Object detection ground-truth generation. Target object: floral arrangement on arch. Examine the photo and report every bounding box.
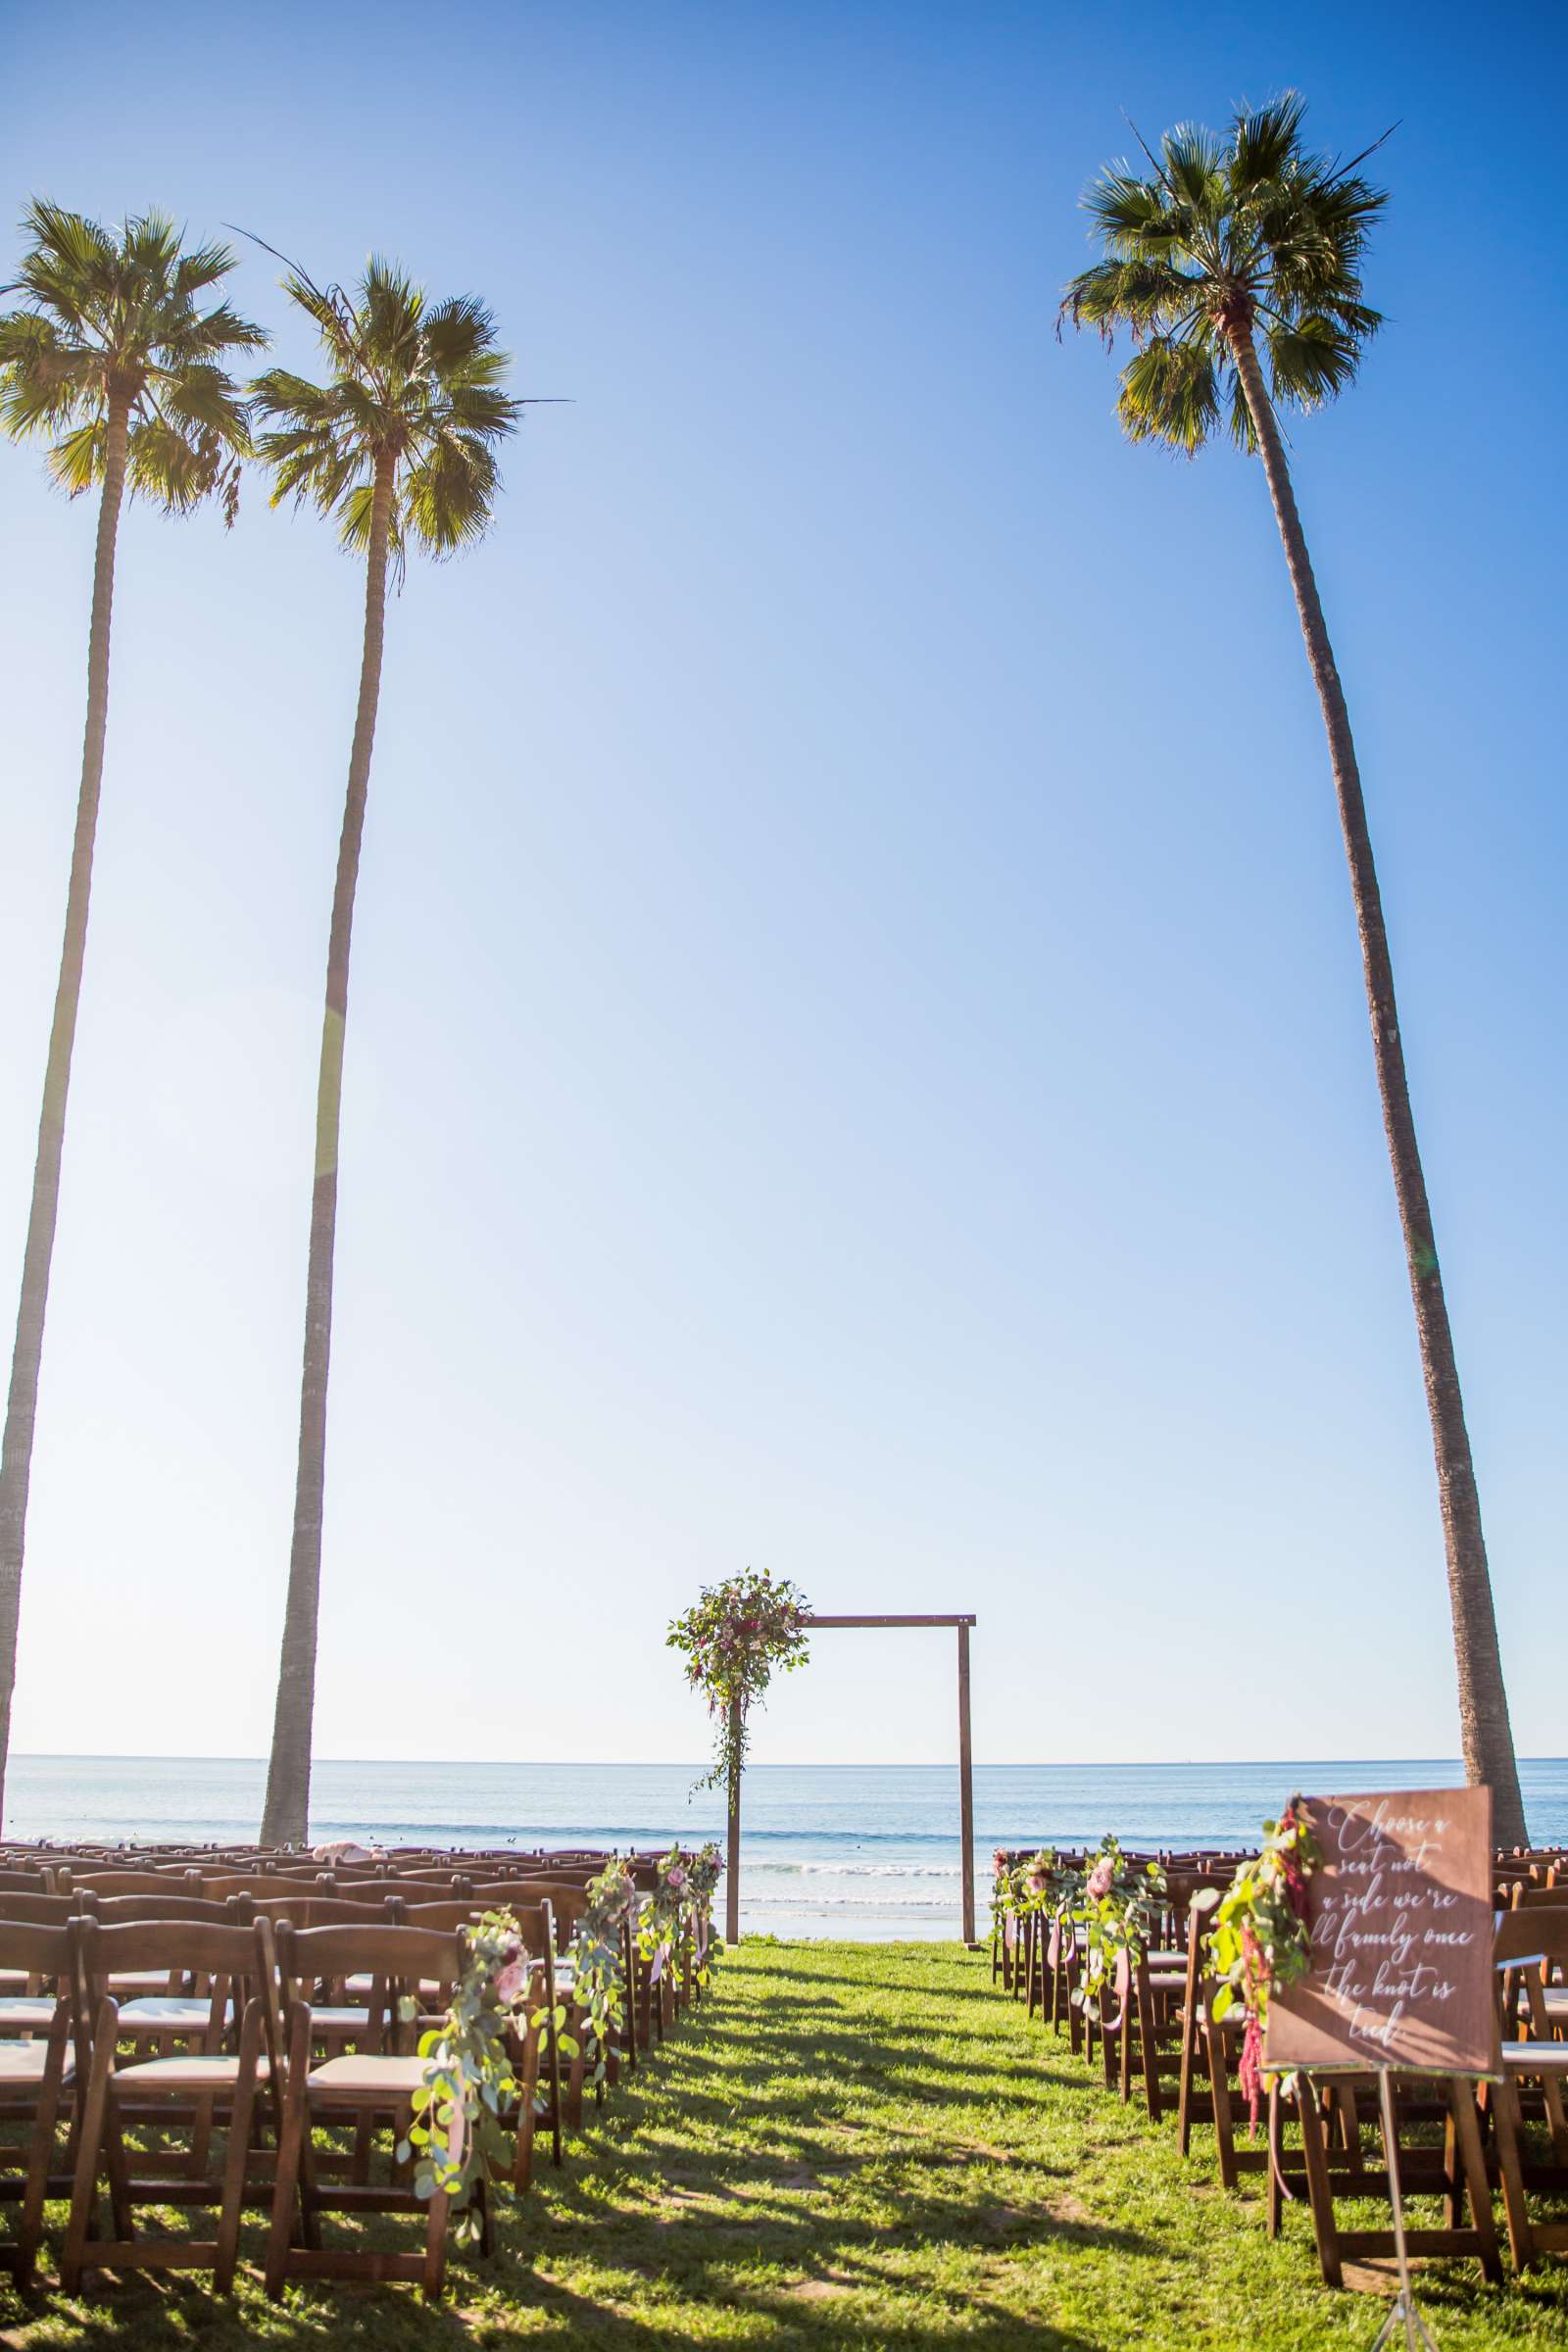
[402,1908,572,2238]
[1200,1797,1322,2121]
[666,1567,810,1794]
[1070,1837,1167,2024]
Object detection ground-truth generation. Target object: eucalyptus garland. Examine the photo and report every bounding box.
[567,1857,635,2091]
[992,1846,1062,1947]
[666,1568,810,1794]
[1201,1797,1322,2120]
[635,1841,725,1990]
[1071,1837,1167,2024]
[402,1907,573,2239]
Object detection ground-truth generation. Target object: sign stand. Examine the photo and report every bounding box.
[1369,2068,1438,2352]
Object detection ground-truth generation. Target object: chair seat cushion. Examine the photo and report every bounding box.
[344,1975,444,2000]
[118,1996,234,2029]
[1501,2039,1568,2070]
[0,2039,73,2082]
[114,2052,268,2087]
[109,1971,179,1993]
[0,1998,59,2032]
[308,2053,427,2097]
[308,2007,372,2031]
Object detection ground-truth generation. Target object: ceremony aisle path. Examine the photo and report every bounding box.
[6,1941,1566,2348]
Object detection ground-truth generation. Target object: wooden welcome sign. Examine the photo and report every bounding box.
[1265,1788,1496,2078]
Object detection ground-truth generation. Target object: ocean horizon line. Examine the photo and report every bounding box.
[12,1751,1565,1771]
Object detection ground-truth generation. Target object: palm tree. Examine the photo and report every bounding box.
[1062,96,1527,1846]
[0,204,265,1826]
[251,259,520,1847]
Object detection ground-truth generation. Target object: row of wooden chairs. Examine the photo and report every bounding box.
[994,1840,1568,2288]
[0,1843,718,2299]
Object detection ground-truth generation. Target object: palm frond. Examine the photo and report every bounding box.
[1116,337,1223,454]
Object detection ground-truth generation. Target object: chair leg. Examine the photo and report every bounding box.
[512,2024,540,2194]
[1205,2026,1238,2192]
[1449,2079,1503,2284]
[1492,2074,1536,2273]
[1297,2075,1343,2289]
[421,2187,449,2300]
[216,2013,264,2293]
[1139,1977,1161,2121]
[1177,2004,1198,2156]
[265,2020,314,2299]
[17,2036,67,2288]
[61,2022,116,2295]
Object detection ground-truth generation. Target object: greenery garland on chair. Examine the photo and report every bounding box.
[666,1567,810,1794]
[1200,1798,1323,2121]
[635,1840,727,1990]
[992,1846,1063,1951]
[1071,1837,1167,2024]
[403,1908,573,2240]
[569,1858,636,2092]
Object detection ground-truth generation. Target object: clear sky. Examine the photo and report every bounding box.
[2,0,1562,1775]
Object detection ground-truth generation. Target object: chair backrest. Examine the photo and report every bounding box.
[203,1872,340,1900]
[87,1891,252,1926]
[75,1917,261,2014]
[0,1866,58,1895]
[0,1918,74,1983]
[272,1920,465,2000]
[1510,1884,1568,1911]
[247,1892,402,1928]
[1494,1909,1568,1969]
[475,1882,591,1946]
[0,1889,77,1925]
[396,1899,556,1957]
[67,1868,204,1897]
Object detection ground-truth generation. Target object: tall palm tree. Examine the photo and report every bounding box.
[1062,96,1527,1846]
[0,203,264,1826]
[251,259,520,1847]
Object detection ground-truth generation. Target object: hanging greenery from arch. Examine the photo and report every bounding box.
[666,1567,810,1794]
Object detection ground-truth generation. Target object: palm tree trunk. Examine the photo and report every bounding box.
[1228,328,1527,1847]
[260,454,395,1848]
[0,396,130,1830]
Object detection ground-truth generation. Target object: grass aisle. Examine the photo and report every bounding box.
[5,1940,1566,2347]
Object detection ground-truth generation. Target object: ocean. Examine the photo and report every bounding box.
[9,1756,1566,1939]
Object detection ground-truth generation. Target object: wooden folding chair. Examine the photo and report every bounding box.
[61,1919,271,2293]
[0,1921,81,2285]
[1491,1908,1568,2270]
[262,1920,469,2299]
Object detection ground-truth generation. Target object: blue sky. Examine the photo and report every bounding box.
[2,0,1562,1777]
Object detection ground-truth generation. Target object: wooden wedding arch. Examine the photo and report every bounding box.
[723,1612,977,1946]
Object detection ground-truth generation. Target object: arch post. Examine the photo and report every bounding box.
[957,1620,975,1944]
[725,1691,742,1945]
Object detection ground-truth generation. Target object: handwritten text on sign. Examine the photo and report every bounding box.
[1264,1788,1495,2077]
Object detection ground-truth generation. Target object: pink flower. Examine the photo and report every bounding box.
[665,1865,688,1892]
[492,1953,531,2007]
[1086,1857,1115,1902]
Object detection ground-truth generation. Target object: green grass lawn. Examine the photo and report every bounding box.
[3,1938,1565,2348]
